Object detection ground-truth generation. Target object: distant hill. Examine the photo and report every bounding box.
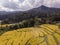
[0,5,60,23]
[27,5,60,14]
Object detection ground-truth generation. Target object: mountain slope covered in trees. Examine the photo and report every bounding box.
[0,5,60,24]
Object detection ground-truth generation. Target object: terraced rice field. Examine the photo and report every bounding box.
[0,24,15,27]
[0,24,60,45]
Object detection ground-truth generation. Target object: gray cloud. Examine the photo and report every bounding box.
[0,0,60,11]
[53,3,60,8]
[19,0,25,3]
[3,2,19,9]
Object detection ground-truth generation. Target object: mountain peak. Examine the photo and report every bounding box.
[40,5,46,7]
[39,5,48,9]
[33,5,48,12]
[33,5,48,11]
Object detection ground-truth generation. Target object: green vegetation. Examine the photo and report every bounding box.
[0,16,60,35]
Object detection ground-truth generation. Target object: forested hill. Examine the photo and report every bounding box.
[0,5,60,24]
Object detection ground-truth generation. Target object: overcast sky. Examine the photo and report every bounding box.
[0,0,60,11]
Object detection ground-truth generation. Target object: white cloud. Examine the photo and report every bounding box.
[0,0,60,11]
[0,5,14,11]
[0,2,14,11]
[43,0,60,8]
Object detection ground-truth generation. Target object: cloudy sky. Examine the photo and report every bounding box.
[0,0,60,11]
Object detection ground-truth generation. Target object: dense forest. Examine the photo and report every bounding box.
[0,6,60,24]
[0,10,60,24]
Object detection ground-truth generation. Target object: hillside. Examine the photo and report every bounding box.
[0,5,60,24]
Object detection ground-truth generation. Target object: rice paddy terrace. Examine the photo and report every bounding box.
[0,24,60,45]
